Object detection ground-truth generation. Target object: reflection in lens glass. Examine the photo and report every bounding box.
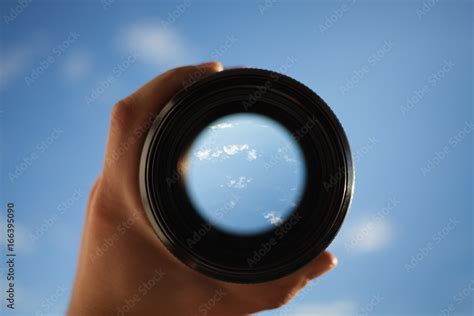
[183,113,306,234]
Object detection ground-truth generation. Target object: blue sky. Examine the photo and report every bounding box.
[0,0,472,315]
[186,113,305,234]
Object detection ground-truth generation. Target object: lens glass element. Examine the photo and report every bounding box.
[183,113,306,235]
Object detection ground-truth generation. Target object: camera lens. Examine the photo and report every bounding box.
[183,112,306,235]
[140,68,354,283]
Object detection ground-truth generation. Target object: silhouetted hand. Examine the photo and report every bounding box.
[68,62,338,316]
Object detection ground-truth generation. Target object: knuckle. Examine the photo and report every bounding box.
[88,178,110,214]
[88,178,124,226]
[166,65,206,88]
[166,65,193,77]
[110,95,137,129]
[168,66,193,85]
[86,177,102,210]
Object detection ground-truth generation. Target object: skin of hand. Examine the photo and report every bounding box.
[68,62,338,316]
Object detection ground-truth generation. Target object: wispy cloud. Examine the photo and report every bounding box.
[277,147,297,162]
[263,211,283,226]
[247,149,257,161]
[225,176,252,189]
[61,51,92,81]
[223,144,249,155]
[195,149,211,160]
[210,123,233,129]
[0,44,33,88]
[344,217,393,253]
[194,144,258,161]
[120,22,188,66]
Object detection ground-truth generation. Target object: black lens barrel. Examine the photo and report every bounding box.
[139,68,354,283]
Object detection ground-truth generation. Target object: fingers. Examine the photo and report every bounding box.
[263,251,337,307]
[102,62,223,197]
[222,251,337,313]
[304,251,338,280]
[130,62,224,124]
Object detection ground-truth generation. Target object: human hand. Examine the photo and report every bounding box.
[68,62,338,316]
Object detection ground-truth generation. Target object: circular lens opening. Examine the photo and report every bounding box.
[183,113,307,235]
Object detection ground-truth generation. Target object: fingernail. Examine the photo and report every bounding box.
[199,61,224,72]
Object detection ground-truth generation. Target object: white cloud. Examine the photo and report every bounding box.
[211,149,223,158]
[278,147,297,163]
[120,22,188,66]
[226,176,252,189]
[223,144,249,155]
[195,149,210,160]
[0,45,32,88]
[288,300,358,316]
[247,149,257,161]
[62,51,92,81]
[210,123,233,129]
[194,144,257,161]
[263,211,283,226]
[344,217,393,253]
